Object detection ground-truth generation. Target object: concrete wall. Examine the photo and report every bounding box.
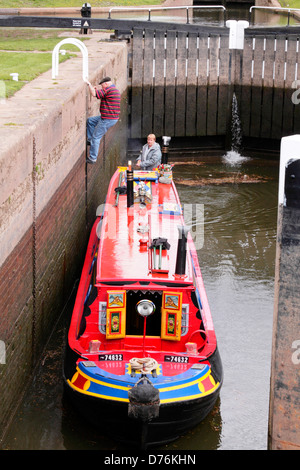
[268,135,300,450]
[0,33,128,440]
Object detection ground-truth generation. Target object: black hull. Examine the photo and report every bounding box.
[63,348,223,449]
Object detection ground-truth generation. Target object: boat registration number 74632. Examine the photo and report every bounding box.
[98,354,123,361]
[164,355,189,363]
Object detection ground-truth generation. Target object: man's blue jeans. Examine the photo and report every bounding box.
[87,116,118,161]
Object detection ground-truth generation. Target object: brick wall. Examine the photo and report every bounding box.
[0,35,128,439]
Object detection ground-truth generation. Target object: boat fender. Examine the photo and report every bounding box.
[128,375,160,422]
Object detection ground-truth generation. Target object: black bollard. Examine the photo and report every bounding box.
[81,2,91,17]
[161,136,171,164]
[80,2,92,35]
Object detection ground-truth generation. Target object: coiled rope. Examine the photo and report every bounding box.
[129,357,159,374]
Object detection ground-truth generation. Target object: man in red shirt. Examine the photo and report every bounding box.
[86,76,121,164]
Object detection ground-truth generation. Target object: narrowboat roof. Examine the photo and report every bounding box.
[96,168,194,286]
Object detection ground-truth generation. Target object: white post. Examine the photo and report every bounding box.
[10,73,19,81]
[52,38,89,81]
[226,20,249,50]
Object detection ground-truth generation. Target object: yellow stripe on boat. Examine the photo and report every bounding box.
[68,364,220,404]
[67,379,130,402]
[157,369,211,393]
[159,381,220,404]
[67,378,220,404]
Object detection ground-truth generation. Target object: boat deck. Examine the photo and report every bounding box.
[97,169,193,285]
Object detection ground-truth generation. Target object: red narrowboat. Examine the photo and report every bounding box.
[63,160,223,449]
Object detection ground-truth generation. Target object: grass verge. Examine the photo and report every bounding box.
[0,0,162,7]
[0,29,83,98]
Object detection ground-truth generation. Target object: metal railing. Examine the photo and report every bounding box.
[249,6,300,26]
[52,38,88,81]
[108,5,226,26]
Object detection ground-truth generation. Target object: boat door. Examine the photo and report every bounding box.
[106,290,127,339]
[161,291,182,341]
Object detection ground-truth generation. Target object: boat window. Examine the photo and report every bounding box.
[126,290,162,336]
[181,304,189,336]
[99,301,107,334]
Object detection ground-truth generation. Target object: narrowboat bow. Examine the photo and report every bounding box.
[63,158,223,449]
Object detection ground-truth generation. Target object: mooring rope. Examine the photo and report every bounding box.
[129,357,159,374]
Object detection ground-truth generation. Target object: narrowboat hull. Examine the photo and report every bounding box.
[63,347,222,448]
[63,164,223,449]
[64,355,222,448]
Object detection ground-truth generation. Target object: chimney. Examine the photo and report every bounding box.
[127,160,134,207]
[175,225,189,276]
[161,136,171,164]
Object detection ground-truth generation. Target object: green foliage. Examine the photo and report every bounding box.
[0,0,161,6]
[1,51,71,80]
[0,28,87,51]
[280,0,300,8]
